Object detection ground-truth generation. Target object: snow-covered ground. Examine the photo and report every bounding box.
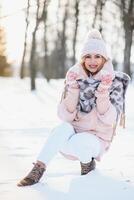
[0,77,134,200]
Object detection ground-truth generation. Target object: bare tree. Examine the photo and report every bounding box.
[20,0,30,79]
[92,0,134,76]
[52,0,69,78]
[92,0,107,31]
[92,0,100,28]
[30,0,40,90]
[58,0,69,77]
[43,0,50,81]
[72,0,80,64]
[120,0,134,76]
[30,0,48,90]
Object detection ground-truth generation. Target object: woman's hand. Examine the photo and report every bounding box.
[66,71,79,89]
[100,73,113,85]
[98,70,113,92]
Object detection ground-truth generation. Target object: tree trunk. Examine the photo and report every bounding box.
[72,0,79,64]
[20,0,30,79]
[121,0,134,76]
[43,1,50,81]
[92,0,100,27]
[44,21,49,81]
[123,28,133,76]
[30,0,47,90]
[30,27,38,90]
[92,0,106,28]
[57,0,69,78]
[30,0,40,90]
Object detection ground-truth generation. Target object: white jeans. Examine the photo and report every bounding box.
[37,122,101,165]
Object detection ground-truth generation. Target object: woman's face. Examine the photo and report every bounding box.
[83,54,106,74]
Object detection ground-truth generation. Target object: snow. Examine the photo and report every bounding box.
[0,77,134,200]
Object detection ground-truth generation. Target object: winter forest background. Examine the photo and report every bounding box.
[0,0,134,89]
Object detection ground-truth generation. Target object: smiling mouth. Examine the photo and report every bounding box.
[89,65,98,69]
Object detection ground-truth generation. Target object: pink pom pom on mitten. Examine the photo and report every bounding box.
[66,71,79,89]
[97,70,113,92]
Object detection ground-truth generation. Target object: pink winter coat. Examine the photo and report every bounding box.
[57,61,118,159]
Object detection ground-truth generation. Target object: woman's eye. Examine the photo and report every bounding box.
[85,55,91,59]
[95,55,101,58]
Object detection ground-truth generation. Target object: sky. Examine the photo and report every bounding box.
[0,0,27,63]
[0,0,59,65]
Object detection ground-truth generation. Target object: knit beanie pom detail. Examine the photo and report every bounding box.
[79,29,110,60]
[87,29,102,40]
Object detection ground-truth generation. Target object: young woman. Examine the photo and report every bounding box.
[17,29,130,187]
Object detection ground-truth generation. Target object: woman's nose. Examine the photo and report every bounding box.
[90,57,96,64]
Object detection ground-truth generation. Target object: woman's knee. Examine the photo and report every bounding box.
[68,133,101,153]
[52,122,75,137]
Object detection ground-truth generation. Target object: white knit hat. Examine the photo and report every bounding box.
[79,29,109,60]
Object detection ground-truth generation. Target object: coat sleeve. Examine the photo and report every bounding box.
[95,84,117,126]
[57,70,80,122]
[57,87,79,122]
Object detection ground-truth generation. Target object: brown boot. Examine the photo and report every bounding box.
[80,158,96,175]
[17,162,46,186]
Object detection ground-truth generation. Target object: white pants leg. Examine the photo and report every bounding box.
[37,122,75,165]
[37,122,102,165]
[61,132,101,163]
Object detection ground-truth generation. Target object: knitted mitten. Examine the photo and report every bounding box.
[17,162,46,186]
[80,158,96,175]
